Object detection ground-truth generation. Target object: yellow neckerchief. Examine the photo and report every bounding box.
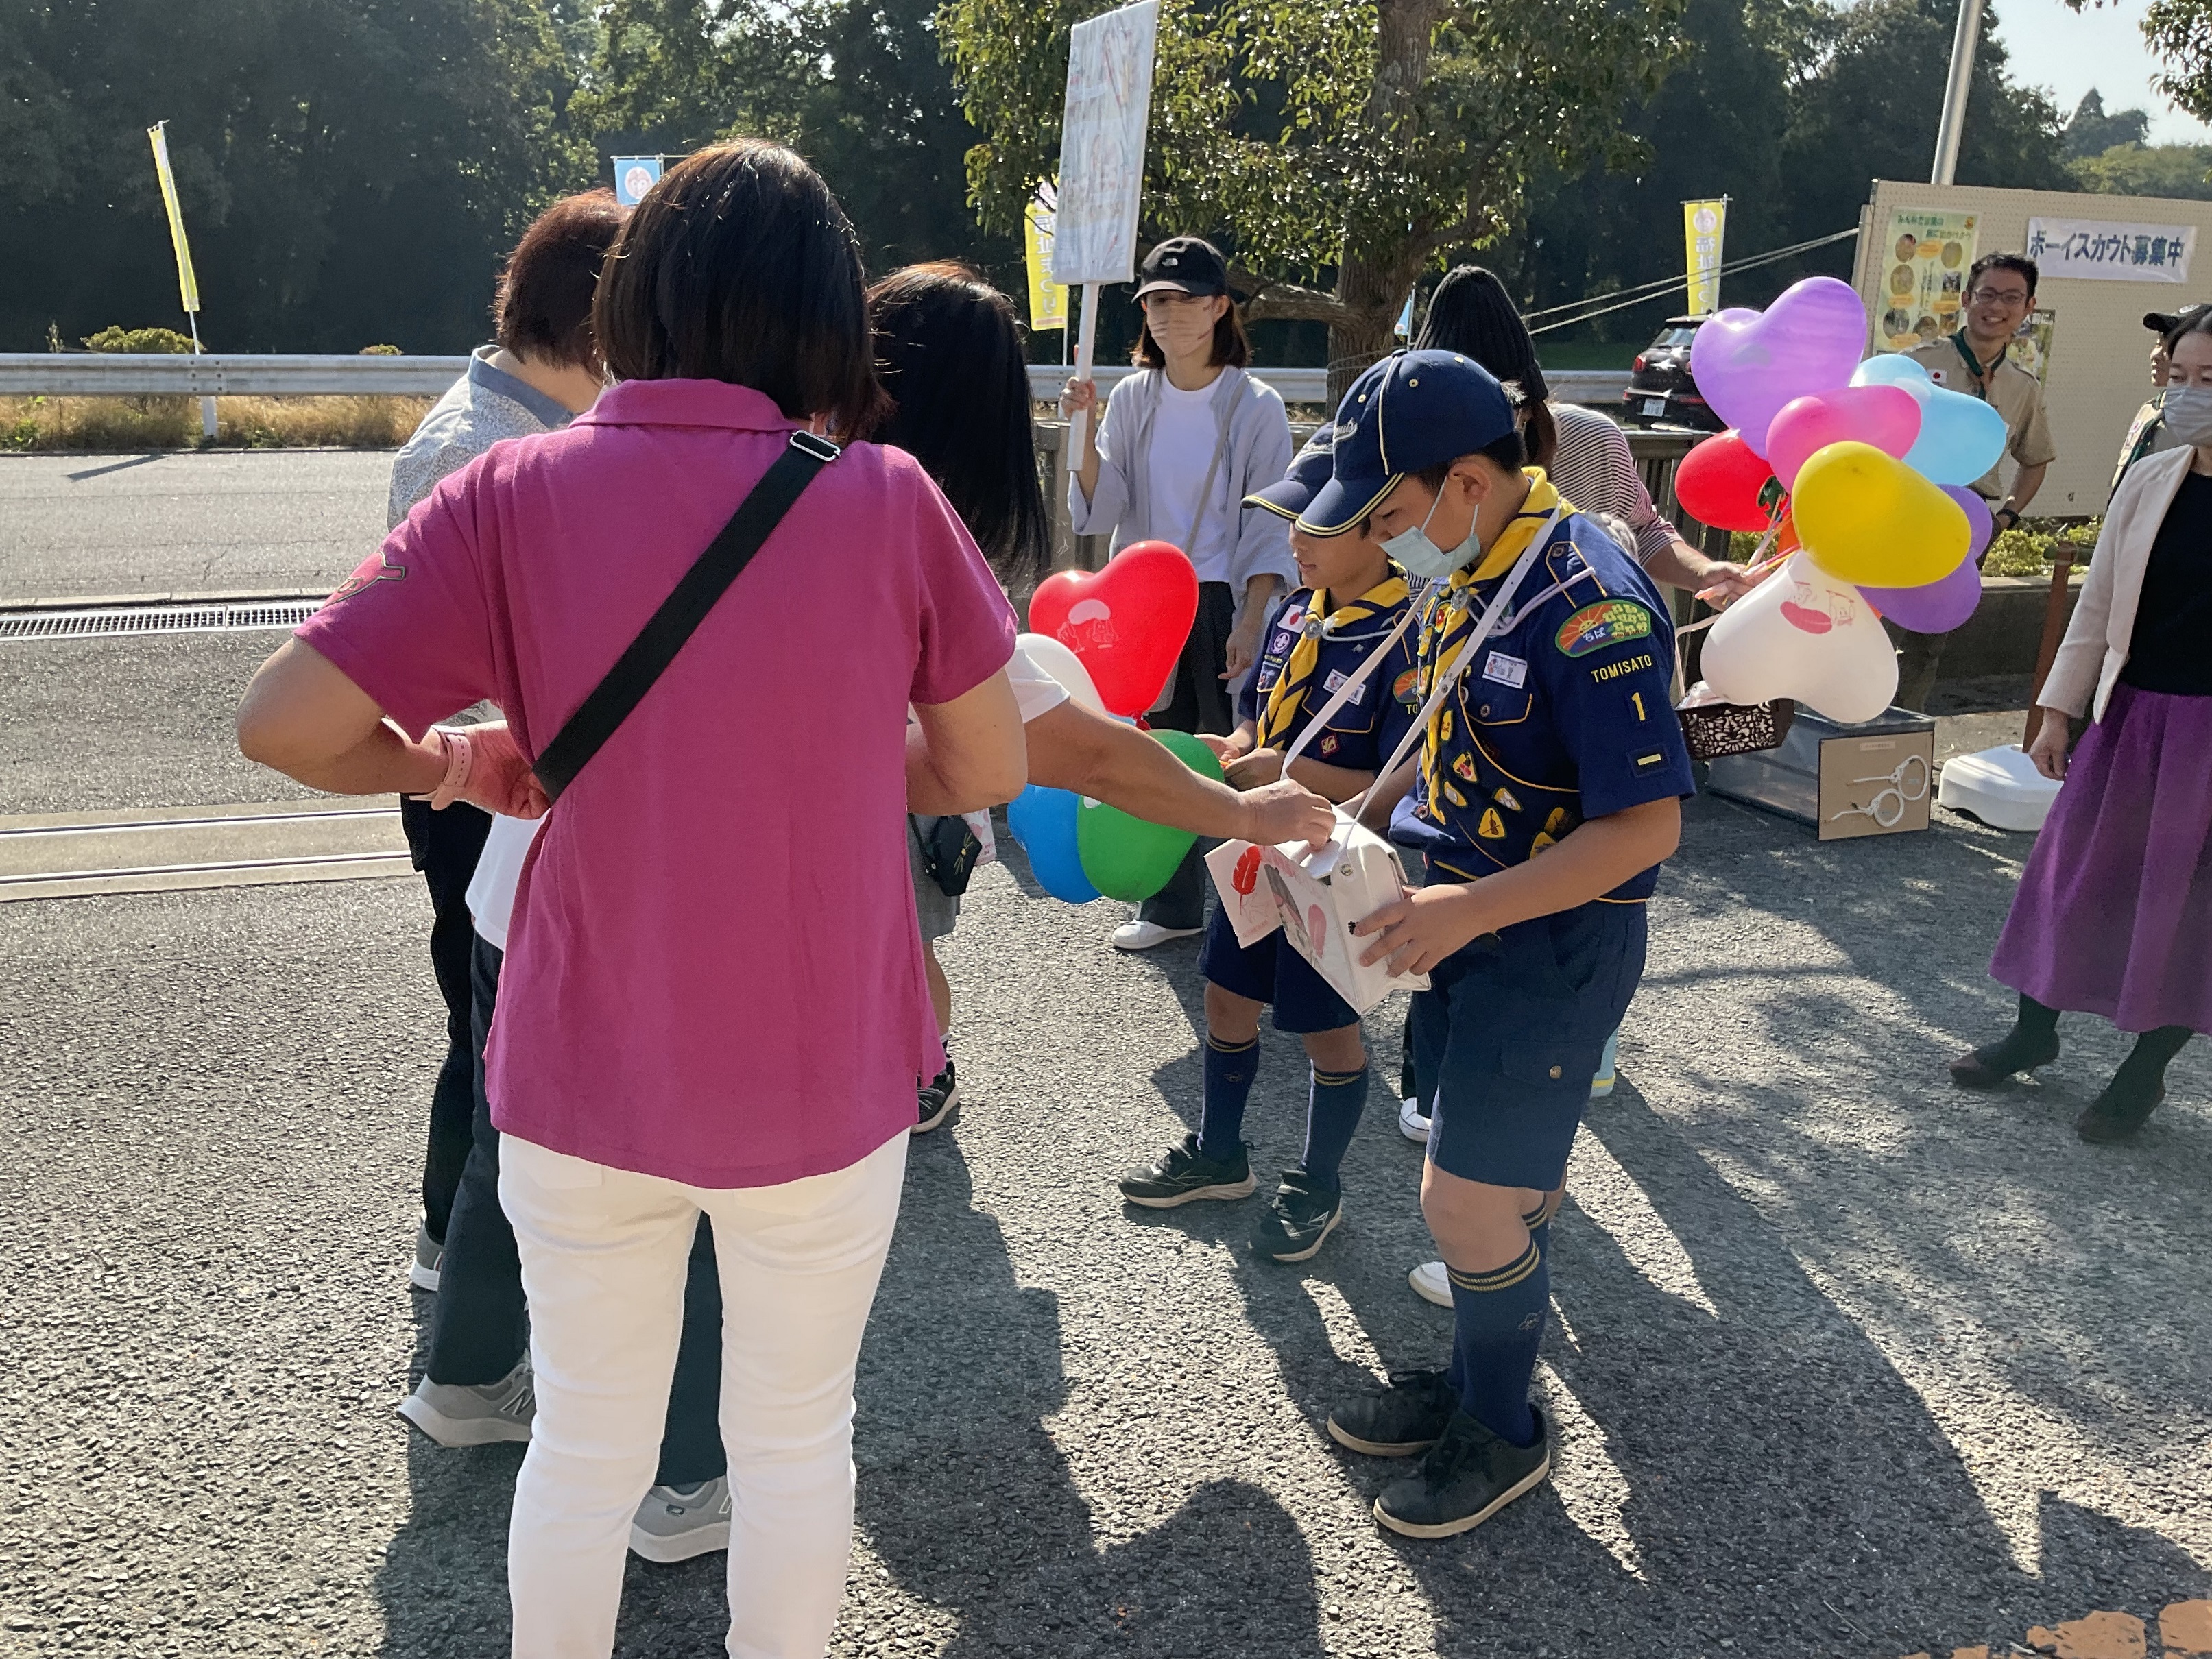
[1421,470,1572,818]
[1258,570,1413,750]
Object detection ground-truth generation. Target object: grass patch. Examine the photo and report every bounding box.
[1,394,434,452]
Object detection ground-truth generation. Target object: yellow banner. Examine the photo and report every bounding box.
[147,122,200,315]
[1025,184,1068,332]
[1683,199,1727,316]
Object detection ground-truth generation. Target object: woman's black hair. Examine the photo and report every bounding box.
[867,262,1051,583]
[2161,306,2212,356]
[1412,265,1557,470]
[593,139,886,437]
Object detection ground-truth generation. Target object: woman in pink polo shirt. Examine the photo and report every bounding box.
[235,141,1024,1658]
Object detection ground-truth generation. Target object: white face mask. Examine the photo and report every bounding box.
[2165,385,2212,446]
[1380,485,1480,580]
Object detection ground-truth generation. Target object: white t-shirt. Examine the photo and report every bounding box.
[465,641,1072,949]
[1146,378,1236,584]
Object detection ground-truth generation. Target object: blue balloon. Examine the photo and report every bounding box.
[1005,784,1100,904]
[1850,352,2008,486]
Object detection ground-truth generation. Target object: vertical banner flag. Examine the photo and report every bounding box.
[1683,198,1727,315]
[1875,208,1980,352]
[147,122,200,315]
[612,157,662,208]
[1025,182,1069,332]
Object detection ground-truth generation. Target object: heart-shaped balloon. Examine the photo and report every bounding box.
[1700,551,1898,724]
[1860,550,1983,634]
[1072,730,1225,899]
[1027,541,1200,717]
[1690,278,1871,456]
[1764,385,1923,489]
[1673,430,1780,532]
[1849,354,2008,485]
[1015,632,1106,714]
[1006,784,1099,903]
[1792,441,1971,588]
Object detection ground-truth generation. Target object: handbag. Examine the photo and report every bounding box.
[911,813,984,897]
[532,429,840,800]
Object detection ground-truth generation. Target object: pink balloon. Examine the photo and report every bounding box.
[1764,385,1923,489]
[1860,553,1982,633]
[1690,278,1871,457]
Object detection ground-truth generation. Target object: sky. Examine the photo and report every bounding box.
[1987,0,2212,144]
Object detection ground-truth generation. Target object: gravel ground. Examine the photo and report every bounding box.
[1,785,2205,1659]
[0,450,387,605]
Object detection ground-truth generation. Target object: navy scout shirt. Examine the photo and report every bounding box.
[1391,472,1694,899]
[1237,572,1422,776]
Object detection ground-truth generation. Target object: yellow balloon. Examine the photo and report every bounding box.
[1791,440,1970,588]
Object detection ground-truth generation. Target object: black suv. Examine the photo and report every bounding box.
[1621,317,1722,431]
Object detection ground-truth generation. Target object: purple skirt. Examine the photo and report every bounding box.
[1992,682,2212,1034]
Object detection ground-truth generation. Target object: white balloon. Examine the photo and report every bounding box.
[1015,633,1106,714]
[1698,552,1899,725]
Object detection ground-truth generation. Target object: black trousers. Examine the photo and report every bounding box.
[425,936,728,1488]
[1140,579,1238,931]
[400,795,493,1244]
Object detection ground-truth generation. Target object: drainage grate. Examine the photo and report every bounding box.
[0,598,322,642]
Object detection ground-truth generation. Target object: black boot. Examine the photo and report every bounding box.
[1951,994,2062,1089]
[2077,1026,2192,1143]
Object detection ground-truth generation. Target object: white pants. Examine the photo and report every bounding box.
[498,1130,909,1659]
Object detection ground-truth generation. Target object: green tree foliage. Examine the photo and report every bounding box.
[940,0,1692,391]
[2070,141,2212,199]
[2061,89,2151,158]
[0,0,594,352]
[2140,0,2212,127]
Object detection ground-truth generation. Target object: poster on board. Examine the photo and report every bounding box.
[2025,217,2196,283]
[2008,308,2057,382]
[1874,208,1980,352]
[1050,1,1159,286]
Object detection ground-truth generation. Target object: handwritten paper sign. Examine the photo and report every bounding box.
[2025,217,2195,284]
[1050,1,1159,287]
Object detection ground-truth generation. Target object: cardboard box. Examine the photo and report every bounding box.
[1705,707,1937,840]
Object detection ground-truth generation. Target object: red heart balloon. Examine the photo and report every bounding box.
[1764,384,1923,490]
[1674,430,1780,533]
[1026,542,1199,716]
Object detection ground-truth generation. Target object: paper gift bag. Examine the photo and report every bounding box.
[1205,812,1430,1014]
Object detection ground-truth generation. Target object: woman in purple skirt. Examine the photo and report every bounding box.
[1950,310,2212,1142]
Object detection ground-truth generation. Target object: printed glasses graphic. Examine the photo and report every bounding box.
[1827,754,1930,829]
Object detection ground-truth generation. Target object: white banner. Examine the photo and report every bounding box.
[2025,217,2195,284]
[1049,1,1158,286]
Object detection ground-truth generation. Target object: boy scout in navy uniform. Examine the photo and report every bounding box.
[1118,391,1423,1261]
[1302,350,1693,1538]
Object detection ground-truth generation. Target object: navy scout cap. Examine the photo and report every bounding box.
[1244,360,1392,522]
[1298,348,1518,537]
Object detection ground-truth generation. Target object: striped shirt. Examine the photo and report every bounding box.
[1547,401,1680,571]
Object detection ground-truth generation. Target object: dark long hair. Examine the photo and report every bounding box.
[867,262,1051,583]
[1414,265,1557,470]
[593,140,885,438]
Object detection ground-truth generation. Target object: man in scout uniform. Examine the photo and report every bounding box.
[1297,350,1693,1538]
[1118,389,1423,1262]
[1901,252,2058,711]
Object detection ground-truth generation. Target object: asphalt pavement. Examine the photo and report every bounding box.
[0,452,2206,1659]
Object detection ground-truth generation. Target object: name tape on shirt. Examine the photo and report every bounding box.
[1321,668,1368,705]
[1588,651,1655,685]
[1555,599,1654,659]
[1481,651,1528,688]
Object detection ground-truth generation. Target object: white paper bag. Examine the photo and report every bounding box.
[1205,811,1430,1015]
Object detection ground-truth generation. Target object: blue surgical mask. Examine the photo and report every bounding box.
[1380,487,1480,580]
[2163,385,2212,446]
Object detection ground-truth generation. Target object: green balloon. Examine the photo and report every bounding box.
[1074,729,1225,901]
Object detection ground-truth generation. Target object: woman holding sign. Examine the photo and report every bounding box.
[1063,235,1297,949]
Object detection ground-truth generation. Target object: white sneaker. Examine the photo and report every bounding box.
[1398,1096,1432,1143]
[1111,919,1201,952]
[396,1363,534,1446]
[410,1221,442,1293]
[631,1478,732,1563]
[1408,1260,1452,1307]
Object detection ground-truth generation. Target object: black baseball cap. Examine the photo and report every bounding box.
[1133,237,1234,301]
[2145,302,2211,333]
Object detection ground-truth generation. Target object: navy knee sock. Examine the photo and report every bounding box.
[1298,1064,1369,1193]
[1197,1036,1259,1161]
[1446,1241,1548,1447]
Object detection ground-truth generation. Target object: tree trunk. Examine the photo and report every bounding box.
[1327,245,1412,405]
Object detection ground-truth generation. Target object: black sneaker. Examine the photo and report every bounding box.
[915,1063,960,1133]
[1325,1368,1458,1457]
[1373,1406,1550,1540]
[1116,1132,1255,1208]
[1249,1170,1343,1263]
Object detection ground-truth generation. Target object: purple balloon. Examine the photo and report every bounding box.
[1860,531,1984,633]
[1691,278,1871,457]
[1941,483,1995,554]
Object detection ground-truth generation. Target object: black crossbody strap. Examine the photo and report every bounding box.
[534,429,839,802]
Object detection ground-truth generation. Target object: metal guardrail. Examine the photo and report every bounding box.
[1,353,1629,407]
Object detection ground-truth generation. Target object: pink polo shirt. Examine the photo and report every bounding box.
[300,380,1015,1187]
